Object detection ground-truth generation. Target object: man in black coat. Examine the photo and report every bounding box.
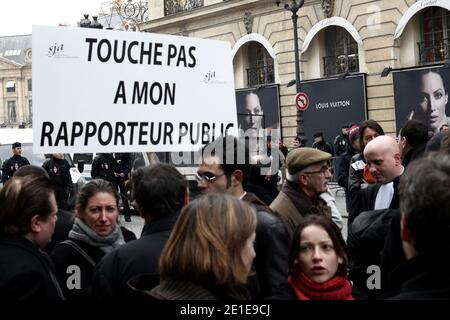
[113,153,132,222]
[91,163,187,299]
[312,132,334,156]
[0,175,64,300]
[13,165,75,254]
[1,142,30,183]
[91,153,117,185]
[197,136,289,298]
[333,125,350,156]
[348,136,404,297]
[43,153,73,210]
[379,120,429,293]
[386,156,450,299]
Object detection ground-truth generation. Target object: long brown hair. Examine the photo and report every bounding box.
[159,193,256,297]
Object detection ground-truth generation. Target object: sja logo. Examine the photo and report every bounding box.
[47,43,65,57]
[204,70,216,83]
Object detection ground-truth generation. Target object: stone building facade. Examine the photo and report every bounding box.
[0,35,32,128]
[140,0,450,145]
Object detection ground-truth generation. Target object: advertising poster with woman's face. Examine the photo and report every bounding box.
[393,66,450,134]
[235,85,280,138]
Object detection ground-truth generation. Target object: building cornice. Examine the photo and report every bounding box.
[140,0,276,32]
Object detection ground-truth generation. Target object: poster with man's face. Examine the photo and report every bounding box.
[393,66,450,134]
[235,85,280,137]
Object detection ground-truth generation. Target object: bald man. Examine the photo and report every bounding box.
[348,136,405,298]
[364,135,404,185]
[348,135,404,216]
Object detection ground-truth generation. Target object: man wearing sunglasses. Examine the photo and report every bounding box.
[197,136,289,299]
[270,147,333,241]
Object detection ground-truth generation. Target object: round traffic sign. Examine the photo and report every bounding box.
[296,92,309,111]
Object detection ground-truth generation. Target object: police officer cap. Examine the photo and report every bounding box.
[12,142,21,149]
[286,147,331,174]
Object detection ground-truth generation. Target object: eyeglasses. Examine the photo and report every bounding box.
[196,172,225,183]
[302,166,332,175]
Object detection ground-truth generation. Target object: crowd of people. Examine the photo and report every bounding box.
[1,117,450,301]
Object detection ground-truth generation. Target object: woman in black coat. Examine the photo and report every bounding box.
[51,179,134,300]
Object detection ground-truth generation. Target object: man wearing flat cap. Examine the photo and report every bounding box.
[270,148,332,239]
[270,147,333,240]
[1,142,30,184]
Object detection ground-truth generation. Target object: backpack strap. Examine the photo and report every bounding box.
[56,240,96,267]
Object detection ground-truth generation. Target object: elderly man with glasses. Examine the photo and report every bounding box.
[196,136,289,299]
[270,148,335,241]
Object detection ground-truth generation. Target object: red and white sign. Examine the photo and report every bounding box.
[296,92,309,111]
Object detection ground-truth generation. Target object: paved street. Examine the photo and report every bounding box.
[330,186,348,240]
[119,214,144,239]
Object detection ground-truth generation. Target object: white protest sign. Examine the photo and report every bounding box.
[32,26,238,153]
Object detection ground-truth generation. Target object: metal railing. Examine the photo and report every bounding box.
[246,65,275,87]
[164,0,203,16]
[323,53,359,77]
[418,38,449,64]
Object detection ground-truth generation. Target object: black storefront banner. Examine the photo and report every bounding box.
[393,65,450,135]
[299,74,367,147]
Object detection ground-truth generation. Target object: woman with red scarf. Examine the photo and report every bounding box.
[286,215,354,300]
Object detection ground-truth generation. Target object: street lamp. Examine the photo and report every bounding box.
[101,0,149,31]
[275,0,305,139]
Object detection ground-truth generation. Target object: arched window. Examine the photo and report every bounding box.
[419,7,450,64]
[245,42,274,87]
[323,26,359,77]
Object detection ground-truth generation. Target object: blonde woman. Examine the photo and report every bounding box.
[132,193,257,300]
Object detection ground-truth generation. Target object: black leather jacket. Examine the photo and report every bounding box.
[243,192,289,299]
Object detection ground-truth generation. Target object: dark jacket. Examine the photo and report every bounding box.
[334,134,349,156]
[51,239,106,300]
[349,175,401,230]
[51,227,136,300]
[347,208,399,298]
[43,157,73,209]
[312,141,334,156]
[0,235,64,300]
[402,143,426,168]
[144,279,221,300]
[270,181,332,241]
[242,192,289,298]
[335,146,357,210]
[43,209,75,254]
[386,251,450,300]
[132,278,249,300]
[91,212,179,299]
[91,153,118,185]
[347,153,366,225]
[379,146,425,292]
[1,154,30,183]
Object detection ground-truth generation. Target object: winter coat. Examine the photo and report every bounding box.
[242,192,289,298]
[1,155,30,183]
[270,183,332,241]
[0,235,64,300]
[347,208,399,298]
[386,251,450,300]
[91,212,179,299]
